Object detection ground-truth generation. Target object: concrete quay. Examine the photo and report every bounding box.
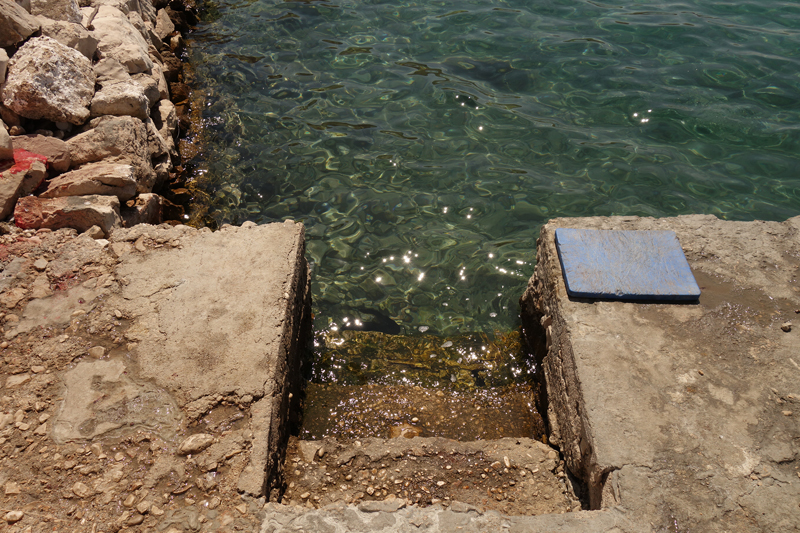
[520,214,800,533]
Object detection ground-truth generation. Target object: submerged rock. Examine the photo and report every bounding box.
[1,36,95,125]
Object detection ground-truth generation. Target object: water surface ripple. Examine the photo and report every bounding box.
[189,0,800,336]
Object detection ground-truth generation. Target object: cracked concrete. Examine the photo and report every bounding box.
[521,215,800,532]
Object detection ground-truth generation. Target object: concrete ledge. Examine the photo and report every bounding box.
[521,215,800,532]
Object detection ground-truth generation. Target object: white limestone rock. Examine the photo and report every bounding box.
[30,0,81,24]
[132,73,161,108]
[0,49,8,85]
[154,8,174,40]
[1,36,95,125]
[40,162,138,202]
[90,80,150,120]
[66,115,156,192]
[37,16,99,60]
[93,57,131,85]
[92,5,154,74]
[152,99,178,157]
[0,0,39,47]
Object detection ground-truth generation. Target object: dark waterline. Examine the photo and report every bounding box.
[187,0,800,340]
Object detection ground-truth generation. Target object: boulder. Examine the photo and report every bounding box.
[90,80,150,120]
[94,57,131,85]
[14,194,121,235]
[127,10,149,43]
[0,0,40,47]
[66,115,156,192]
[154,8,174,40]
[132,73,160,108]
[121,192,162,226]
[0,122,11,161]
[0,49,8,85]
[1,36,95,125]
[145,117,170,159]
[40,162,137,202]
[37,16,98,60]
[92,5,154,74]
[0,168,26,220]
[10,134,71,173]
[152,99,178,157]
[30,0,81,24]
[20,159,46,195]
[15,0,31,12]
[151,63,170,100]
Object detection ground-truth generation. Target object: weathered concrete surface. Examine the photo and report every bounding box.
[259,502,635,532]
[112,220,311,497]
[520,215,800,533]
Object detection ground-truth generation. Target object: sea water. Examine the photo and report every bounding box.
[188,0,800,339]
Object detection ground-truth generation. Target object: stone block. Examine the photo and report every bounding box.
[40,161,137,202]
[0,0,40,47]
[10,134,71,173]
[30,0,81,24]
[90,80,150,120]
[1,36,95,125]
[14,194,121,234]
[92,5,154,74]
[37,16,99,60]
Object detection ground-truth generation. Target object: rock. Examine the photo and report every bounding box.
[159,48,182,83]
[83,226,105,240]
[88,346,105,358]
[20,159,47,196]
[10,134,71,173]
[389,423,421,439]
[5,373,30,387]
[33,422,47,435]
[94,57,131,85]
[90,81,150,120]
[0,169,25,219]
[145,118,170,159]
[0,49,8,86]
[132,73,161,108]
[14,194,121,235]
[0,127,11,162]
[121,192,162,227]
[152,99,178,156]
[3,510,23,523]
[178,433,214,455]
[0,0,39,47]
[151,63,170,100]
[30,0,81,23]
[781,322,792,332]
[71,481,92,499]
[1,36,95,125]
[37,17,98,60]
[66,115,155,192]
[92,6,154,74]
[154,8,174,40]
[4,481,20,495]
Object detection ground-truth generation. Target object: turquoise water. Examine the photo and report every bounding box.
[189,0,800,336]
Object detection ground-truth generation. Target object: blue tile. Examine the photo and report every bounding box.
[554,228,700,301]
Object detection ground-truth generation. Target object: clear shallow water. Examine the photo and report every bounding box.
[188,0,800,337]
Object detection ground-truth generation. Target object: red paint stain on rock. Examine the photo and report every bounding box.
[10,149,48,174]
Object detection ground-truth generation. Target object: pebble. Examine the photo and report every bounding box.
[31,365,46,373]
[123,494,136,507]
[300,492,311,499]
[136,501,151,514]
[235,503,247,515]
[781,322,792,332]
[4,510,23,523]
[151,504,164,516]
[783,411,793,416]
[33,259,48,271]
[4,481,20,495]
[504,456,511,468]
[317,447,326,459]
[88,346,105,358]
[126,513,145,526]
[72,481,92,499]
[178,433,215,455]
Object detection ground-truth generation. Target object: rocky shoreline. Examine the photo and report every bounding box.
[1,0,198,235]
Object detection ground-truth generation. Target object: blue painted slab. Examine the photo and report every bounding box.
[554,228,700,301]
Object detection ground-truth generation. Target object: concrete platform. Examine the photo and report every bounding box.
[520,215,800,532]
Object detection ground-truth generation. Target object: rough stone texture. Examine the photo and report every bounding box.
[66,115,156,192]
[0,0,40,47]
[90,80,150,120]
[154,8,174,40]
[0,49,8,85]
[40,161,137,202]
[19,158,46,195]
[92,5,154,74]
[94,57,131,85]
[30,0,82,24]
[0,121,11,160]
[10,134,71,173]
[120,191,161,226]
[152,99,178,157]
[519,215,800,533]
[260,502,638,532]
[37,16,98,60]
[131,72,160,108]
[14,194,121,234]
[1,36,95,125]
[114,221,311,497]
[0,168,26,219]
